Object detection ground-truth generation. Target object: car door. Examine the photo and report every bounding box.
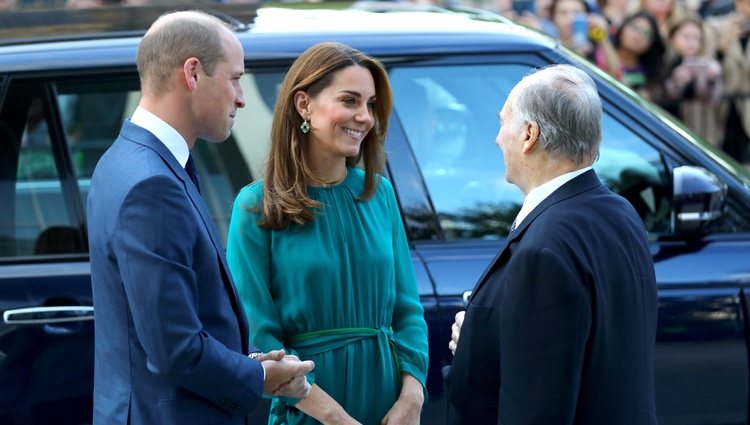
[0,68,273,424]
[387,54,750,425]
[0,76,95,425]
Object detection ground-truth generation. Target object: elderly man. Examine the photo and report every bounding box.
[446,64,658,425]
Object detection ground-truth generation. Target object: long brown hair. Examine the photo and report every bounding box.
[258,42,392,229]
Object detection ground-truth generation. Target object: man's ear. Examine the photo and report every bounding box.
[522,121,540,154]
[182,57,201,91]
[294,91,312,119]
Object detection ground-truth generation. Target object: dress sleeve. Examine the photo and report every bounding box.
[382,178,430,394]
[226,184,286,354]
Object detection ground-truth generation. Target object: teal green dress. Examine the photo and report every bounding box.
[226,167,429,425]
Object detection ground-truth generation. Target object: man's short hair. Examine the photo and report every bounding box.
[136,10,232,96]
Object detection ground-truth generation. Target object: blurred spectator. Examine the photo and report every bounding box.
[65,0,144,7]
[699,0,735,17]
[0,0,18,11]
[492,0,559,36]
[639,0,685,39]
[705,0,750,164]
[550,0,621,76]
[662,16,723,145]
[597,0,639,34]
[613,11,667,99]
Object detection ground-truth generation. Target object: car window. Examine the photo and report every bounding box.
[391,64,526,240]
[54,73,274,248]
[57,87,138,182]
[390,64,671,240]
[0,88,85,259]
[596,113,671,234]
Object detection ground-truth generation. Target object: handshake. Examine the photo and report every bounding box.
[252,350,315,399]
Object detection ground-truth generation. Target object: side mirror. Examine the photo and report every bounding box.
[672,166,727,234]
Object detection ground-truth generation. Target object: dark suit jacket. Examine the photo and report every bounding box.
[447,170,658,425]
[87,121,264,424]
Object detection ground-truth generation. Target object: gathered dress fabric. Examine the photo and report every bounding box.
[226,167,429,425]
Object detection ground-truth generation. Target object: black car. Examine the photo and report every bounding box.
[2,4,750,424]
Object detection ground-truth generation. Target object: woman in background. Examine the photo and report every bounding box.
[662,16,723,146]
[705,0,750,166]
[613,11,667,100]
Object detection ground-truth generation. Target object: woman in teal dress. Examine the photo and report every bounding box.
[226,42,429,425]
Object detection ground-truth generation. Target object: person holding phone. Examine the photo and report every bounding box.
[705,0,750,166]
[662,16,723,146]
[550,0,621,77]
[490,0,558,36]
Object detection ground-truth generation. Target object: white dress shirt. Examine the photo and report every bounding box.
[513,166,592,228]
[130,106,190,167]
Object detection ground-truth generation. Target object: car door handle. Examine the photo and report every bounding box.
[3,306,94,325]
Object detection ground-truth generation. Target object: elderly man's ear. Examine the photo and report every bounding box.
[521,121,540,154]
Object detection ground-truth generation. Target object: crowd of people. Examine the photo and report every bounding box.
[497,0,750,166]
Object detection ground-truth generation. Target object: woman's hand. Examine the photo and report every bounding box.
[295,384,362,425]
[381,374,424,425]
[672,65,693,88]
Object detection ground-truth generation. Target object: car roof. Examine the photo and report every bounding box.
[0,5,556,73]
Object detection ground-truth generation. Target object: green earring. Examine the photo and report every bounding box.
[300,119,310,134]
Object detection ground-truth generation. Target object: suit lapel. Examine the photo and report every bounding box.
[120,122,249,350]
[469,170,602,301]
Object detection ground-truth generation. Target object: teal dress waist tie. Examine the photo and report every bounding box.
[269,326,401,425]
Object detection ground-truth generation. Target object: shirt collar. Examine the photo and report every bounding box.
[130,106,190,168]
[514,166,592,227]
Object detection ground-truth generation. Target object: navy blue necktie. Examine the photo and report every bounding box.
[185,155,201,194]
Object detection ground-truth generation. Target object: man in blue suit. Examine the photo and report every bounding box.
[87,11,314,424]
[446,65,658,424]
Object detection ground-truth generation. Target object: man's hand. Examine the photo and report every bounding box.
[448,310,465,356]
[256,350,315,396]
[273,374,312,399]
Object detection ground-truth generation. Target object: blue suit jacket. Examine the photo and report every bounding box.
[87,121,264,424]
[447,170,658,425]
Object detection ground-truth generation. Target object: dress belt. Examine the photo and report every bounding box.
[285,326,401,377]
[269,327,401,425]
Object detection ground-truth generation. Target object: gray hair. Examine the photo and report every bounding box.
[511,64,601,165]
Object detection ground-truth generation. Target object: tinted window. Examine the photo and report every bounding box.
[391,64,671,240]
[391,64,526,240]
[0,85,85,259]
[54,73,274,248]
